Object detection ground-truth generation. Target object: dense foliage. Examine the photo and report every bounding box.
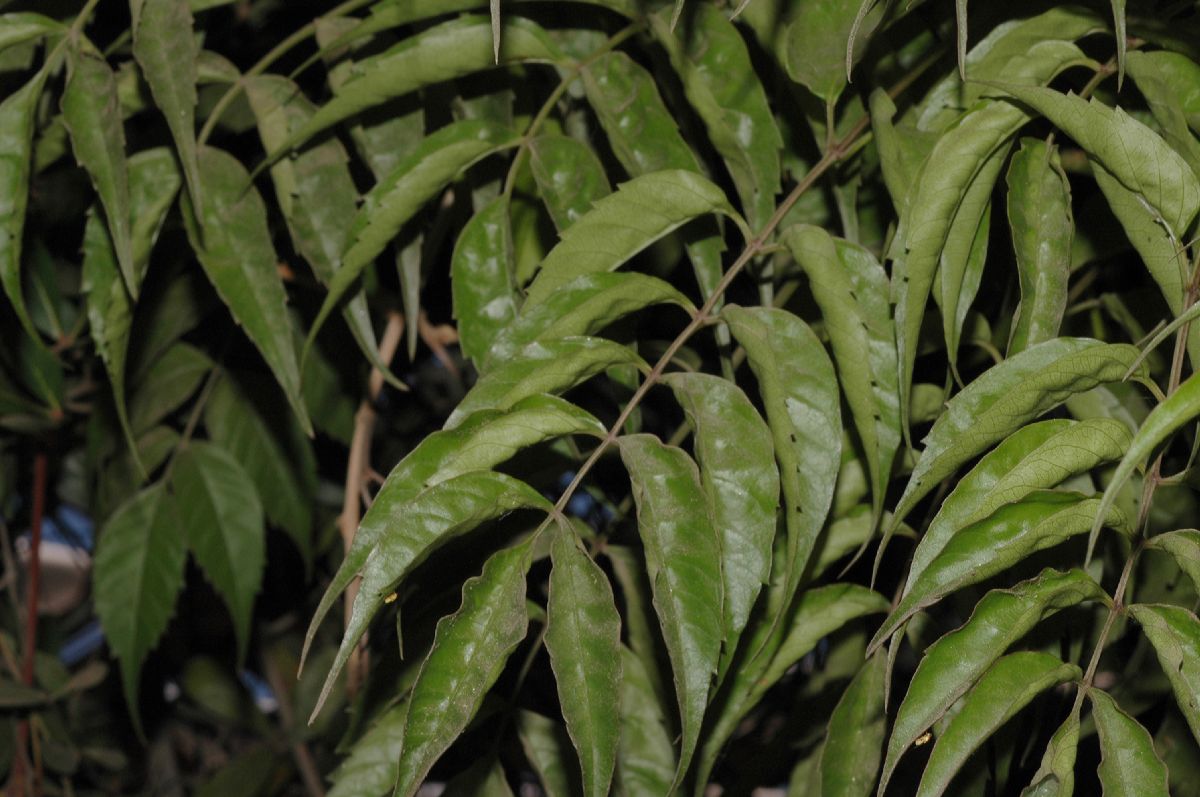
[5,0,1200,794]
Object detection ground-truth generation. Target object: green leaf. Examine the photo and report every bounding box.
[0,64,52,343]
[487,273,693,372]
[1006,137,1073,353]
[310,472,550,722]
[1147,529,1200,593]
[171,442,264,666]
[179,147,310,432]
[619,434,724,788]
[915,652,1080,797]
[723,305,842,593]
[784,0,872,104]
[881,568,1107,793]
[0,13,64,52]
[1090,368,1200,559]
[1090,688,1170,797]
[871,492,1129,654]
[328,702,407,797]
[649,3,782,229]
[1022,706,1081,797]
[446,337,645,428]
[782,225,900,519]
[261,15,561,167]
[516,710,583,797]
[615,647,677,796]
[204,378,316,563]
[132,0,201,205]
[452,196,518,363]
[62,44,134,296]
[126,147,181,280]
[309,120,518,347]
[128,342,211,435]
[820,651,888,797]
[1128,603,1200,747]
[528,134,610,233]
[905,418,1131,595]
[522,170,741,306]
[395,542,532,797]
[93,483,186,727]
[990,83,1200,239]
[1126,50,1200,180]
[892,339,1140,531]
[663,371,777,650]
[546,523,621,797]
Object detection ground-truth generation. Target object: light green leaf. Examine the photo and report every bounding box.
[615,647,676,797]
[1147,529,1200,593]
[783,225,899,519]
[1128,603,1200,747]
[528,134,610,233]
[452,196,518,363]
[663,371,777,650]
[882,568,1107,793]
[516,710,582,797]
[309,120,518,347]
[1090,368,1200,559]
[446,337,645,428]
[132,0,200,205]
[1111,0,1126,86]
[522,170,741,306]
[820,652,887,797]
[915,652,1080,797]
[871,492,1129,654]
[0,13,64,52]
[180,147,311,433]
[892,339,1140,531]
[619,434,724,788]
[1126,50,1200,180]
[1006,138,1073,353]
[93,483,186,726]
[546,523,621,797]
[650,3,782,229]
[1022,706,1080,797]
[487,273,693,372]
[784,0,876,104]
[171,442,264,663]
[723,305,842,593]
[905,418,1131,595]
[311,472,551,722]
[328,702,407,797]
[395,542,533,797]
[127,147,181,280]
[203,378,316,563]
[1090,688,1170,797]
[62,43,134,296]
[261,15,561,166]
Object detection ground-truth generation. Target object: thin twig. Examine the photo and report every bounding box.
[262,653,326,797]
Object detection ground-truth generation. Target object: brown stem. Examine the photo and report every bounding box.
[262,653,326,797]
[11,452,48,797]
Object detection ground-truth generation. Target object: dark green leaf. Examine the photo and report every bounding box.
[619,433,723,787]
[820,652,887,797]
[516,710,582,797]
[1128,603,1200,747]
[1090,688,1170,796]
[1126,50,1200,180]
[327,703,407,797]
[452,196,518,363]
[528,134,610,233]
[1022,707,1080,797]
[1147,529,1200,593]
[394,542,532,797]
[128,342,211,434]
[615,647,676,796]
[784,0,875,104]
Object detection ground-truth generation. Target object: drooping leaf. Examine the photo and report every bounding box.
[615,647,677,796]
[820,650,887,797]
[1147,529,1200,593]
[619,434,724,787]
[93,483,186,726]
[62,43,134,295]
[522,170,741,306]
[310,472,551,721]
[724,305,842,592]
[132,0,201,205]
[649,3,782,229]
[171,442,265,663]
[260,15,562,166]
[1128,604,1200,747]
[905,418,1130,595]
[1006,137,1073,353]
[662,372,777,650]
[546,523,621,797]
[487,273,693,371]
[128,342,212,434]
[1126,50,1200,180]
[446,337,645,428]
[528,134,610,233]
[871,492,1129,653]
[1090,688,1170,797]
[328,703,407,797]
[882,568,1108,793]
[1022,706,1081,797]
[180,147,311,433]
[204,378,316,563]
[126,147,181,279]
[394,542,533,797]
[783,225,900,519]
[784,0,878,104]
[516,710,582,797]
[452,196,518,363]
[308,120,518,347]
[892,339,1140,530]
[915,652,1080,797]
